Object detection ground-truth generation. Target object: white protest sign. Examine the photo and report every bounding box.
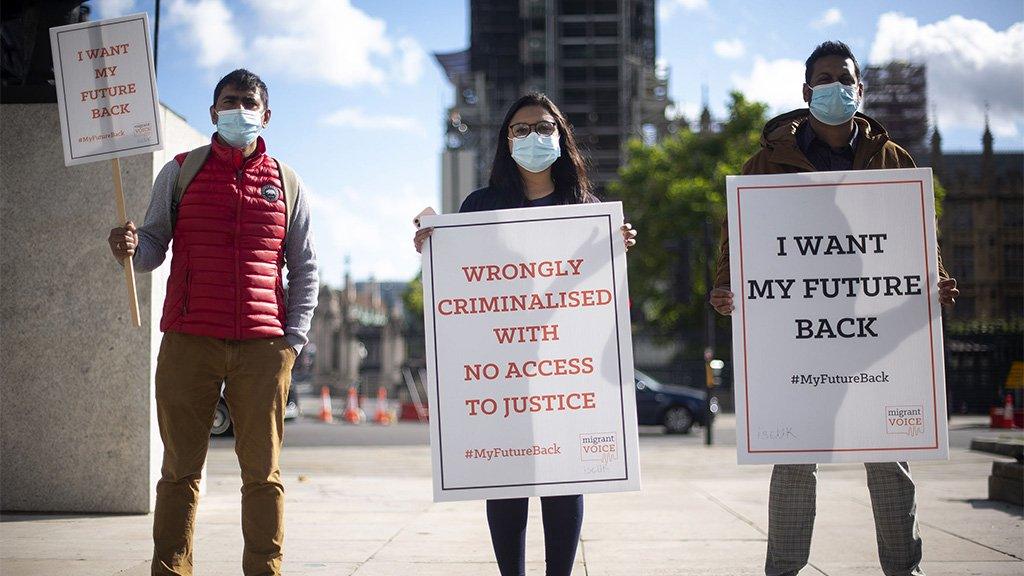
[421,202,640,502]
[727,168,948,465]
[49,13,163,166]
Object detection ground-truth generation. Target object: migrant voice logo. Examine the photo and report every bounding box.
[579,432,618,463]
[885,405,925,437]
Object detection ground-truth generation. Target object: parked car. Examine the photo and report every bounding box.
[634,369,717,434]
[211,382,301,437]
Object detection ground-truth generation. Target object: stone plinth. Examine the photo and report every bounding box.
[1,103,206,512]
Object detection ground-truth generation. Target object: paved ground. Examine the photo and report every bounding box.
[2,414,1021,575]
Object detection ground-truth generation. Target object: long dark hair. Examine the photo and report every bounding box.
[488,93,595,206]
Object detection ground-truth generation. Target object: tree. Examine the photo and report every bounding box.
[403,271,424,319]
[610,92,768,341]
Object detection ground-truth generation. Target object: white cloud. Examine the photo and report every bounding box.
[322,108,424,134]
[166,0,242,69]
[659,0,709,20]
[91,0,135,19]
[308,183,433,283]
[669,101,703,123]
[713,39,746,59]
[248,0,412,88]
[811,8,843,29]
[392,37,427,84]
[869,13,1024,140]
[166,0,426,89]
[731,56,807,113]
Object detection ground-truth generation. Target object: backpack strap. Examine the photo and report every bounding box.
[171,145,211,228]
[170,147,297,237]
[274,158,299,235]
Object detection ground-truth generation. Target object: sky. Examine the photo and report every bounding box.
[89,0,1024,287]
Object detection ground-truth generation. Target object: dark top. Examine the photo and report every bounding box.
[459,186,580,213]
[796,121,859,172]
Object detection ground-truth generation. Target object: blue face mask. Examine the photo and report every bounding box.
[511,132,561,173]
[808,81,859,126]
[216,108,264,148]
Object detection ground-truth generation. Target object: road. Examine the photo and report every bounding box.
[210,393,1021,451]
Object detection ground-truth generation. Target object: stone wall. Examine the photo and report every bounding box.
[0,103,206,512]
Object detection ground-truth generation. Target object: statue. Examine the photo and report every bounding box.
[1,0,89,103]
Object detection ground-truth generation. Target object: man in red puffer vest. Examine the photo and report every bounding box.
[107,69,318,576]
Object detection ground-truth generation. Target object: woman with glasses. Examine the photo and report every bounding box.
[414,92,636,576]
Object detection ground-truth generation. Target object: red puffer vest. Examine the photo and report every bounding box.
[160,136,287,339]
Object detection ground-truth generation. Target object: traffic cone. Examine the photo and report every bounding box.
[318,386,333,423]
[1003,394,1016,428]
[344,386,363,424]
[374,387,392,425]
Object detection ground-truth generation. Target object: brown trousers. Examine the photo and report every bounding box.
[152,332,296,576]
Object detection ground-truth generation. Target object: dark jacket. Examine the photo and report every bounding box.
[714,109,947,287]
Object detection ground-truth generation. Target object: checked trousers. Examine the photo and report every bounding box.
[765,462,924,576]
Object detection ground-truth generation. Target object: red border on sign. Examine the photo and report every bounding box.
[737,179,939,454]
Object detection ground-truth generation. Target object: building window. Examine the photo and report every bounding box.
[562,44,588,59]
[594,44,618,59]
[526,0,546,21]
[561,0,587,15]
[1003,201,1024,228]
[593,65,619,83]
[331,331,340,370]
[567,112,589,128]
[1005,244,1023,279]
[947,206,973,231]
[1007,296,1024,318]
[593,21,618,37]
[594,88,617,104]
[955,297,975,319]
[590,111,619,125]
[563,88,588,102]
[595,134,621,150]
[951,245,973,280]
[562,66,587,83]
[561,22,587,37]
[527,35,545,57]
[641,124,657,145]
[593,0,618,14]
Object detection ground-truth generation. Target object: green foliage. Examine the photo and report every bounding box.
[403,271,424,320]
[932,174,946,219]
[947,318,1023,335]
[610,92,768,339]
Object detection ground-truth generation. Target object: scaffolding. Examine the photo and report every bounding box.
[436,0,672,204]
[863,62,928,160]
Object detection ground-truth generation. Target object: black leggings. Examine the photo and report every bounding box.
[486,495,584,576]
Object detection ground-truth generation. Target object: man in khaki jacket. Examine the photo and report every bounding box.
[710,41,958,576]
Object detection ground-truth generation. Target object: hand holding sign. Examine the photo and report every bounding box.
[413,207,437,253]
[709,287,734,316]
[108,220,138,262]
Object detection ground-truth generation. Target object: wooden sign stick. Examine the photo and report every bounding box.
[111,158,141,327]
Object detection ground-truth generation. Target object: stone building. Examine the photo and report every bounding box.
[930,120,1024,322]
[307,273,407,395]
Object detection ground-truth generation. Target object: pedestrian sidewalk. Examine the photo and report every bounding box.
[2,420,1022,575]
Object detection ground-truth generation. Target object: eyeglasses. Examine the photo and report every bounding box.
[508,121,557,139]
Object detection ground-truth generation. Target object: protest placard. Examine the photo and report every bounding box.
[50,13,164,326]
[421,202,640,502]
[727,168,948,464]
[50,13,163,166]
